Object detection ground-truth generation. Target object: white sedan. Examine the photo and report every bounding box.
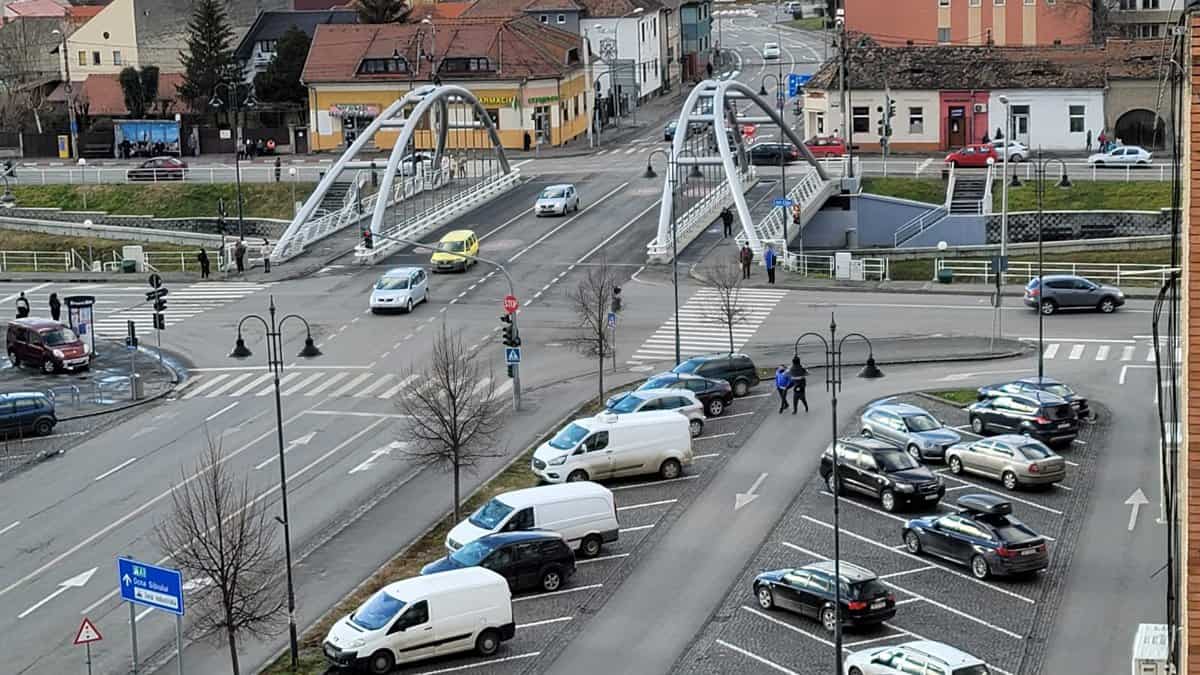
[762,42,781,60]
[990,140,1028,162]
[1087,145,1152,167]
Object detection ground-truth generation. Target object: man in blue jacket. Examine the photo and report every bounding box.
[775,365,792,414]
[764,244,777,284]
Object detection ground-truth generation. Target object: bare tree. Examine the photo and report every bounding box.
[154,436,285,675]
[395,324,504,522]
[565,259,618,406]
[698,252,749,354]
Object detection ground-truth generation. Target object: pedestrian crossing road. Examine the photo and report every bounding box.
[177,370,515,402]
[627,287,790,365]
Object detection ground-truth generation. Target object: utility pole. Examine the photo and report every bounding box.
[53,29,78,160]
[836,4,853,178]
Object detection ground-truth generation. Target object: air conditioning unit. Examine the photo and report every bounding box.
[973,103,988,113]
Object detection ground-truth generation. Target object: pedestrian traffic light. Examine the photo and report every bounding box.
[887,99,896,120]
[506,364,516,378]
[153,312,165,330]
[153,297,166,313]
[1,160,12,177]
[500,314,520,347]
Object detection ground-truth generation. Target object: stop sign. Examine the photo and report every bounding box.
[503,295,519,313]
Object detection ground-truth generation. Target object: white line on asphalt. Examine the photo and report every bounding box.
[845,632,911,648]
[305,410,409,418]
[330,372,373,398]
[696,432,736,441]
[1018,336,1135,344]
[879,565,936,580]
[1065,459,1079,467]
[716,639,803,675]
[1095,345,1110,361]
[741,605,835,647]
[1068,344,1084,360]
[1054,483,1074,492]
[513,584,602,602]
[693,453,721,460]
[577,553,630,564]
[205,402,239,422]
[617,498,677,511]
[0,283,52,306]
[0,521,19,536]
[1043,344,1059,359]
[379,374,418,399]
[94,457,138,482]
[518,616,572,629]
[468,203,524,241]
[229,373,273,397]
[413,652,540,675]
[817,491,909,524]
[508,183,628,263]
[620,524,655,533]
[709,411,756,420]
[939,475,1063,515]
[742,393,773,399]
[610,474,700,490]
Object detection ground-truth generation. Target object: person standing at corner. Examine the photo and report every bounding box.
[721,207,733,238]
[739,244,753,279]
[235,238,247,274]
[764,243,777,285]
[789,356,808,414]
[15,291,30,318]
[775,365,792,414]
[48,293,61,321]
[198,249,210,279]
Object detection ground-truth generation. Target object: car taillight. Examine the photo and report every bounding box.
[996,546,1017,558]
[846,600,868,611]
[886,593,895,603]
[1028,463,1040,473]
[1027,287,1040,297]
[1034,416,1050,425]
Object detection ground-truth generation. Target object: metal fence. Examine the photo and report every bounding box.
[0,247,226,273]
[0,250,73,272]
[935,257,1175,286]
[784,252,889,280]
[8,165,328,186]
[813,157,1174,183]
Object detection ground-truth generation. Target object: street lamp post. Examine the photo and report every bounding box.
[792,315,884,675]
[51,29,78,161]
[229,297,322,671]
[759,73,788,250]
[1017,151,1070,380]
[209,83,257,239]
[645,147,701,366]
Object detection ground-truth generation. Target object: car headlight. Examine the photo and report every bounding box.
[548,455,567,466]
[936,475,945,486]
[82,343,91,354]
[895,483,915,493]
[52,349,64,358]
[346,637,366,649]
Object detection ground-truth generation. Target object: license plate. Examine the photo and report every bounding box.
[1020,549,1038,556]
[924,494,939,500]
[870,600,886,609]
[1057,422,1070,429]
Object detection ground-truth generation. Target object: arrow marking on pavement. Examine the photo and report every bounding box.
[18,567,98,619]
[1126,488,1149,531]
[735,473,769,511]
[255,431,317,470]
[349,441,406,475]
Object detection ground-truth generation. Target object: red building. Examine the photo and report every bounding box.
[845,0,1093,47]
[939,91,989,148]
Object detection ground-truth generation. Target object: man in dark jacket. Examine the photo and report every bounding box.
[789,356,808,413]
[739,244,753,279]
[198,249,210,279]
[48,293,61,321]
[721,207,734,237]
[15,291,29,318]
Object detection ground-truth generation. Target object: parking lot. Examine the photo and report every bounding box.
[672,392,1104,675]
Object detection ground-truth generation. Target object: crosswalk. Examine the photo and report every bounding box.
[627,287,789,365]
[594,139,663,157]
[178,370,515,402]
[1024,338,1181,363]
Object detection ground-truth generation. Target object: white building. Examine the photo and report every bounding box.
[803,88,941,151]
[583,0,665,108]
[987,89,1105,152]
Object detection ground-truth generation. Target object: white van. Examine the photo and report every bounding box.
[446,482,619,558]
[322,567,514,674]
[531,410,693,484]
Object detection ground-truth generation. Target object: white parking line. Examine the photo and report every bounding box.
[879,565,936,580]
[696,432,737,441]
[577,553,630,564]
[611,475,700,490]
[617,499,677,511]
[844,632,911,648]
[620,524,655,533]
[1068,344,1084,360]
[716,638,803,675]
[710,411,756,420]
[741,393,773,399]
[693,453,721,460]
[938,475,1063,515]
[513,584,602,602]
[413,652,540,674]
[741,605,835,647]
[0,521,18,536]
[518,616,572,629]
[1043,344,1059,359]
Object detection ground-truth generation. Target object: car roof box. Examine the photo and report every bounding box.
[956,493,1012,516]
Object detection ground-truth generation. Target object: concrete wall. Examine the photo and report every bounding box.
[0,217,224,247]
[801,194,941,249]
[0,207,286,238]
[903,213,986,248]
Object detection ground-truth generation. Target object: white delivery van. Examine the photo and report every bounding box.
[1131,623,1168,675]
[446,482,619,558]
[322,567,514,674]
[531,410,693,484]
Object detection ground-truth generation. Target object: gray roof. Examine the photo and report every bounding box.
[233,9,359,61]
[132,0,291,71]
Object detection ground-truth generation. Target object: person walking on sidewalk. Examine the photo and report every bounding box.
[764,244,777,284]
[788,356,808,413]
[775,365,793,414]
[15,292,29,318]
[739,244,753,279]
[235,238,247,274]
[48,293,61,321]
[721,207,733,237]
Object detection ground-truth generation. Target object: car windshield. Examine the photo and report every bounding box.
[375,277,410,290]
[904,414,940,432]
[608,393,645,413]
[765,42,778,48]
[1018,443,1055,459]
[642,376,677,389]
[540,187,566,199]
[42,328,78,346]
[350,591,406,631]
[449,539,496,566]
[673,358,703,374]
[441,240,466,252]
[877,450,919,472]
[468,498,514,529]
[548,422,589,450]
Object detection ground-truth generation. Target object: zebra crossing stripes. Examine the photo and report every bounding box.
[177,370,515,401]
[1024,339,1177,363]
[90,282,265,337]
[628,288,789,364]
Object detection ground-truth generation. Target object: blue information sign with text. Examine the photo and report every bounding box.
[117,557,184,616]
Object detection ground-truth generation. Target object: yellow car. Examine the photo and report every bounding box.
[430,229,478,272]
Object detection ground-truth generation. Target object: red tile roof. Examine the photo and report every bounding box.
[49,72,190,116]
[4,0,67,18]
[410,1,473,20]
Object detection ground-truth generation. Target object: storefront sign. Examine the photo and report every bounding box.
[527,95,559,104]
[477,95,515,106]
[329,104,380,118]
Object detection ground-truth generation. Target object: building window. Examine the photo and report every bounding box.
[91,51,100,65]
[540,14,548,23]
[1068,105,1085,133]
[439,57,494,73]
[937,27,951,43]
[257,39,277,54]
[78,51,86,66]
[994,0,1003,4]
[652,17,657,35]
[815,113,825,134]
[1024,0,1033,5]
[908,106,924,134]
[939,0,949,6]
[112,50,122,65]
[557,13,565,23]
[852,106,869,133]
[1118,0,1136,8]
[1142,0,1159,7]
[969,0,980,5]
[358,57,408,74]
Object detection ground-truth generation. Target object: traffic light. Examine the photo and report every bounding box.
[362,228,373,249]
[1,160,12,177]
[887,99,897,120]
[153,312,165,330]
[153,297,166,312]
[506,364,516,378]
[500,314,520,347]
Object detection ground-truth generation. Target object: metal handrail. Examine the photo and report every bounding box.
[935,257,1175,285]
[893,207,948,247]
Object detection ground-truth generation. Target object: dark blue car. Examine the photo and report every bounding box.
[0,392,56,437]
[977,376,1090,419]
[420,531,575,593]
[902,494,1049,580]
[753,560,895,632]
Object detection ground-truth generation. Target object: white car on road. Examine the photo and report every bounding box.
[533,184,580,216]
[1087,145,1152,167]
[990,139,1027,162]
[762,42,781,60]
[369,267,429,314]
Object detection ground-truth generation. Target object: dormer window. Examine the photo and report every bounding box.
[359,57,409,74]
[257,40,277,54]
[439,57,494,73]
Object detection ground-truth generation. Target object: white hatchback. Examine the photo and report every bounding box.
[844,639,989,674]
[369,267,428,313]
[763,42,781,60]
[1087,145,1152,166]
[534,184,580,216]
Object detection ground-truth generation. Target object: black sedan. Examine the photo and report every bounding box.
[748,142,800,165]
[977,376,1090,418]
[902,494,1049,580]
[753,560,896,631]
[420,531,575,593]
[608,373,734,417]
[126,157,187,182]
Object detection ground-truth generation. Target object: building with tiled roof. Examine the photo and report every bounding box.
[301,16,592,151]
[233,9,358,84]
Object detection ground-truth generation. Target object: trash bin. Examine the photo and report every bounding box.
[121,259,137,273]
[937,268,953,284]
[130,373,144,400]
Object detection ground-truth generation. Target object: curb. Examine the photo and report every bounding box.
[59,345,182,421]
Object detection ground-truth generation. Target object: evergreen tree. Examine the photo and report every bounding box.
[119,66,160,118]
[254,25,310,107]
[177,0,236,116]
[356,0,409,24]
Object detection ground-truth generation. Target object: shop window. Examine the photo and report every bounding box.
[1068,105,1085,133]
[908,106,924,134]
[852,106,869,134]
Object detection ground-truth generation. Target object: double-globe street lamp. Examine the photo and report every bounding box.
[792,316,883,674]
[644,146,704,367]
[209,82,258,239]
[229,298,322,670]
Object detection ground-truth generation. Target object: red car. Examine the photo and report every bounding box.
[804,136,847,158]
[945,144,999,168]
[126,156,188,182]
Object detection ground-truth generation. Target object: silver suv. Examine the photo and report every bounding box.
[844,639,989,675]
[605,388,706,438]
[860,402,962,462]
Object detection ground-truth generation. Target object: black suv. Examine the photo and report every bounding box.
[902,494,1049,579]
[670,353,759,397]
[420,531,576,593]
[753,560,896,631]
[966,391,1078,446]
[819,437,945,512]
[628,373,734,416]
[977,376,1090,419]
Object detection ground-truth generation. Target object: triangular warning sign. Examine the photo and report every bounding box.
[73,617,102,645]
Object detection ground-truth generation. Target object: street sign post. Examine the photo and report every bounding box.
[786,73,811,98]
[74,617,102,675]
[773,197,794,208]
[147,273,162,289]
[503,294,519,314]
[118,557,185,675]
[505,347,522,365]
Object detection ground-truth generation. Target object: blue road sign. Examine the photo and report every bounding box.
[505,347,522,365]
[773,198,794,208]
[117,557,184,616]
[786,73,812,97]
[607,312,617,329]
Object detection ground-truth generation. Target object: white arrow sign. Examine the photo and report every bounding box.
[122,573,132,586]
[735,473,769,511]
[255,432,317,470]
[1126,488,1149,531]
[349,441,406,475]
[18,567,98,619]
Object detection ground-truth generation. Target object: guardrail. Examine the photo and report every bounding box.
[893,207,948,247]
[646,166,757,259]
[934,257,1175,285]
[0,250,73,272]
[783,252,889,280]
[8,165,327,186]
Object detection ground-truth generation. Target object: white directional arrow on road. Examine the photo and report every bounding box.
[18,567,98,619]
[1126,488,1149,531]
[735,473,769,511]
[349,441,406,475]
[255,431,317,470]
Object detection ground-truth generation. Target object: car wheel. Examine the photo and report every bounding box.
[904,530,922,554]
[367,649,395,675]
[849,669,865,675]
[971,555,991,580]
[540,566,564,592]
[6,349,17,366]
[880,489,897,512]
[1011,154,1024,163]
[659,458,682,480]
[1040,299,1057,315]
[826,473,840,495]
[705,398,725,417]
[566,469,589,482]
[41,359,56,375]
[861,428,872,438]
[1098,297,1117,314]
[970,416,985,434]
[949,456,964,474]
[689,418,703,438]
[475,628,501,656]
[756,584,774,609]
[1002,470,1019,491]
[579,534,602,558]
[33,418,53,436]
[732,379,750,397]
[820,606,838,632]
[906,444,923,462]
[405,299,414,313]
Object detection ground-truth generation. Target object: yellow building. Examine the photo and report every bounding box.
[302,17,592,152]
